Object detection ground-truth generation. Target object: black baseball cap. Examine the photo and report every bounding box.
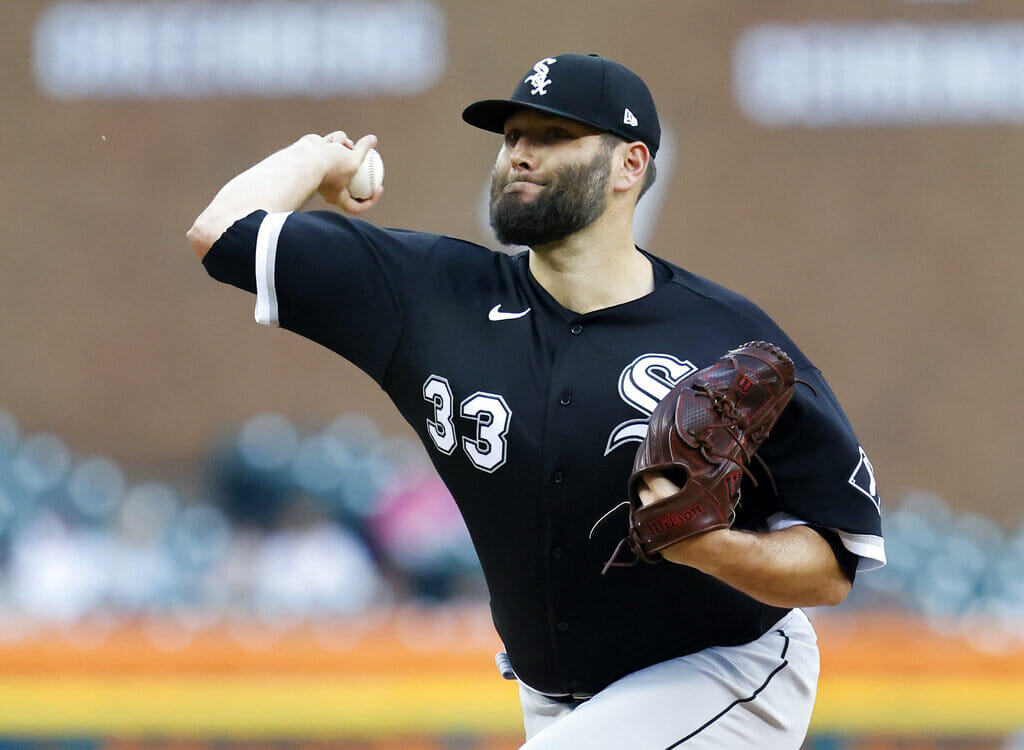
[462,53,661,158]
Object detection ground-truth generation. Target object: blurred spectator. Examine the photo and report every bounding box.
[209,413,299,529]
[369,474,481,601]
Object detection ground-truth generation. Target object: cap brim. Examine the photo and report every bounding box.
[461,98,606,135]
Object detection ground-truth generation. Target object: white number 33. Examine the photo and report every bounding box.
[423,374,512,473]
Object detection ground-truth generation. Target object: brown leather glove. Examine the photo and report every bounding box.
[598,341,798,573]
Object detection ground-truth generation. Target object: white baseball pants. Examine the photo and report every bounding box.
[516,608,819,750]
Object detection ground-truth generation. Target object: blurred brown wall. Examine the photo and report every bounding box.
[2,1,1022,521]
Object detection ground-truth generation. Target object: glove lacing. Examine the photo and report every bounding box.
[691,378,765,488]
[588,501,659,575]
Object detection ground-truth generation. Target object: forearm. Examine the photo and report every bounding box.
[187,134,329,259]
[662,525,851,608]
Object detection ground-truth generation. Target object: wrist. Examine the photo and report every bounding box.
[292,134,332,178]
[661,527,741,572]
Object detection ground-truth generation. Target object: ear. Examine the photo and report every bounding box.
[611,141,650,196]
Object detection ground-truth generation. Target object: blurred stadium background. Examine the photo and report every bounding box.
[2,0,1024,747]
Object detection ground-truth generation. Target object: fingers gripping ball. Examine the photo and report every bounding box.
[597,341,799,573]
[348,148,384,199]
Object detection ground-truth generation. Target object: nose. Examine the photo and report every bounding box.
[504,138,535,173]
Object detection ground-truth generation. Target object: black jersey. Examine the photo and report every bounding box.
[204,209,885,696]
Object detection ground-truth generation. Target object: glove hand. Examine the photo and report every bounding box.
[594,341,800,574]
[635,470,681,507]
[635,469,729,567]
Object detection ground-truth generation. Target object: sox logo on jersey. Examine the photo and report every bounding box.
[605,353,697,455]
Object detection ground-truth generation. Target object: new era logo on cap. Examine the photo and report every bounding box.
[623,108,638,127]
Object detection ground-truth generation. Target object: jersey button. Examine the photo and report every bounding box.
[553,471,564,484]
[559,393,573,406]
[570,323,583,335]
[552,547,564,559]
[556,621,569,632]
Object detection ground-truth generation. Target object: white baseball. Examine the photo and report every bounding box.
[347,148,384,199]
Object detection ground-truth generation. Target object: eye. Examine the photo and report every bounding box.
[503,130,521,147]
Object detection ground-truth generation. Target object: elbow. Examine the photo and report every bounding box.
[186,217,218,261]
[818,575,853,607]
[767,576,851,609]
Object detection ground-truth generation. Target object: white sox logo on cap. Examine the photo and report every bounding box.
[524,57,557,96]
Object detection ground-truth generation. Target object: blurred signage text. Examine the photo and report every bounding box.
[33,0,447,99]
[735,23,1024,126]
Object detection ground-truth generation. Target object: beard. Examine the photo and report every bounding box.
[488,147,611,247]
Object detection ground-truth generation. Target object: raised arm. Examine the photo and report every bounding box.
[186,131,383,260]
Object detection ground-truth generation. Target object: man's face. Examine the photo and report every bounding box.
[489,111,613,248]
